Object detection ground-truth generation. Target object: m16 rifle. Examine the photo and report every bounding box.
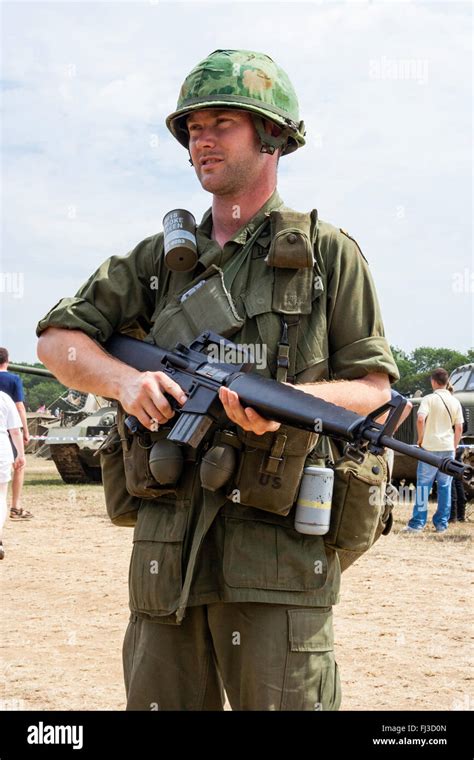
[103,331,473,489]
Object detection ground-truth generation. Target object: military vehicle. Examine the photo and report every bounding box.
[9,363,116,484]
[392,363,474,501]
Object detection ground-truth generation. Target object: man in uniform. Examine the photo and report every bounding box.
[37,49,399,710]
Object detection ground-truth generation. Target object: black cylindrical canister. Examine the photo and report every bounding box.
[163,209,198,272]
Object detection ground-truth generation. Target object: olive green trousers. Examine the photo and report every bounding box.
[123,602,341,711]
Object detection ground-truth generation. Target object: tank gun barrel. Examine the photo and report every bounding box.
[9,363,56,379]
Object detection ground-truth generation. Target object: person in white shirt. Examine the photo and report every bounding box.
[0,391,26,558]
[405,368,464,533]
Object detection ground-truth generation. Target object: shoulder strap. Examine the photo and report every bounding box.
[270,208,319,384]
[434,391,455,427]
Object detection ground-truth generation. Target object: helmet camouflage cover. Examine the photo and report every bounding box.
[166,49,306,156]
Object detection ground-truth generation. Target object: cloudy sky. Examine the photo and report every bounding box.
[1,0,472,363]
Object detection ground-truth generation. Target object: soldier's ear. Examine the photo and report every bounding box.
[263,119,282,138]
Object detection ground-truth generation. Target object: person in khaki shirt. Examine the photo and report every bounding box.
[36,49,401,710]
[405,368,464,534]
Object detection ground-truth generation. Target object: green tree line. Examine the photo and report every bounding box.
[390,347,474,396]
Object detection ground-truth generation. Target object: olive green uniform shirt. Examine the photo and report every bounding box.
[37,190,399,623]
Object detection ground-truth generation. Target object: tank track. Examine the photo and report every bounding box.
[50,444,102,484]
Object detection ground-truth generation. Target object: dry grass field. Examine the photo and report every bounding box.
[1,456,472,711]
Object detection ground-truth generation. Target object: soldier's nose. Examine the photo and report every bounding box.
[195,130,217,150]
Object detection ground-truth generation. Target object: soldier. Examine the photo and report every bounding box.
[37,49,399,710]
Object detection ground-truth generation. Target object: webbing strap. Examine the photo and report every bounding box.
[276,314,301,384]
[222,218,270,291]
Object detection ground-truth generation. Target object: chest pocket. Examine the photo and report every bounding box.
[241,243,328,381]
[149,264,245,350]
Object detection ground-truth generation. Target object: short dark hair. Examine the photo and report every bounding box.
[431,367,449,386]
[0,347,9,364]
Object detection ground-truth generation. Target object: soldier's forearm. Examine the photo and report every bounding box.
[37,327,140,401]
[296,374,391,416]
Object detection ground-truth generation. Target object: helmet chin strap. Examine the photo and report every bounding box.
[251,114,290,155]
[185,114,297,163]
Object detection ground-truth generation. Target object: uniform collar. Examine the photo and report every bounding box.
[197,188,283,250]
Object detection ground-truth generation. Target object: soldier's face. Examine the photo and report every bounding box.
[187,109,270,195]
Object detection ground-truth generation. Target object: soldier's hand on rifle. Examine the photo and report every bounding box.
[119,370,188,430]
[219,387,281,436]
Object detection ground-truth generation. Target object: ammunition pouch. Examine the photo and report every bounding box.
[324,447,394,572]
[100,405,191,526]
[228,425,319,516]
[150,264,244,350]
[117,406,181,500]
[267,208,316,322]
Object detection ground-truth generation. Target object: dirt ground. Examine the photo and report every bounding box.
[1,456,472,711]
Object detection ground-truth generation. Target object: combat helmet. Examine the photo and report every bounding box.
[166,49,306,156]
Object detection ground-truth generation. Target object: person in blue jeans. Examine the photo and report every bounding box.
[406,368,464,534]
[409,453,454,532]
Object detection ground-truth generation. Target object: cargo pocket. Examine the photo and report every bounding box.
[249,273,328,379]
[129,502,188,616]
[281,608,341,711]
[222,512,328,591]
[99,423,140,527]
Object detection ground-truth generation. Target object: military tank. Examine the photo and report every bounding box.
[9,363,116,484]
[392,363,474,501]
